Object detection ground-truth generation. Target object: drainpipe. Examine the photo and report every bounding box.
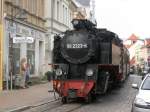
[50,0,54,69]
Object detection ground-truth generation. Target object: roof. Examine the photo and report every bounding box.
[127,34,139,41]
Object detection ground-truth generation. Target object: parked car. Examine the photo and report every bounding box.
[131,74,150,112]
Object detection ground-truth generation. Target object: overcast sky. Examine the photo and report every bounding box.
[95,0,150,40]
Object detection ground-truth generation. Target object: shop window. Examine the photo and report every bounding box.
[12,43,20,75]
[27,43,35,75]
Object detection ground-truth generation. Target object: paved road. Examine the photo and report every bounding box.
[23,75,142,112]
[73,75,142,112]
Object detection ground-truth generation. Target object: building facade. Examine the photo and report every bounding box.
[140,39,150,69]
[75,0,96,24]
[70,1,86,20]
[123,34,150,72]
[124,34,144,66]
[3,0,46,89]
[44,0,87,71]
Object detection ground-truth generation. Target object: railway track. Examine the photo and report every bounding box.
[37,103,84,112]
[22,98,85,112]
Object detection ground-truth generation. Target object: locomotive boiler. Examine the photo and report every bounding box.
[51,19,129,103]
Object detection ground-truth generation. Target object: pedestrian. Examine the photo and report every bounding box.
[138,67,142,76]
[25,63,30,88]
[20,57,27,89]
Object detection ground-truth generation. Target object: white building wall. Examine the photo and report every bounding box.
[124,40,132,45]
[128,40,144,66]
[44,0,71,72]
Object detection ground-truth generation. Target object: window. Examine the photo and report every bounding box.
[12,43,20,75]
[41,0,43,16]
[28,0,32,13]
[19,0,23,8]
[132,41,136,44]
[14,0,19,6]
[65,8,67,24]
[141,76,150,90]
[70,12,73,27]
[0,0,2,22]
[32,0,36,14]
[63,5,65,23]
[57,1,59,21]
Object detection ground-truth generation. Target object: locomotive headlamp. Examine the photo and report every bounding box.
[86,69,94,76]
[55,68,63,76]
[72,19,79,26]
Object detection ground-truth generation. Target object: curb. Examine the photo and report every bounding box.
[6,98,60,112]
[7,106,31,112]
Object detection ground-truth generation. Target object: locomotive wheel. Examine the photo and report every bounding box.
[85,93,92,103]
[61,97,67,104]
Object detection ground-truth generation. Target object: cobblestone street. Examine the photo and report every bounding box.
[22,75,142,112]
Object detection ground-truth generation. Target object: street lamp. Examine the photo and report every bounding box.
[0,0,4,91]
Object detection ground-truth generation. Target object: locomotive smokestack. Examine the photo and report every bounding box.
[72,19,96,30]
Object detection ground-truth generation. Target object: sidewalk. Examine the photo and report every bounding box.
[0,82,56,112]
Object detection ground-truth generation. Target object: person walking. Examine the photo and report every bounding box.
[25,63,30,88]
[20,57,27,89]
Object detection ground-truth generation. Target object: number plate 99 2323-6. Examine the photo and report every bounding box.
[66,44,88,49]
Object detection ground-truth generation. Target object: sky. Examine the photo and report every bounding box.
[95,0,150,40]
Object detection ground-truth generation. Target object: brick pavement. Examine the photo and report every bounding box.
[0,82,55,112]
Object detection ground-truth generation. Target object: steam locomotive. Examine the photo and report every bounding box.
[51,19,129,103]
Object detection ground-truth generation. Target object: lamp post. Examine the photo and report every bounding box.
[0,0,4,91]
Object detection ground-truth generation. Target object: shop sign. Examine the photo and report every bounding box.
[16,25,32,36]
[6,20,35,38]
[13,37,34,43]
[6,20,45,40]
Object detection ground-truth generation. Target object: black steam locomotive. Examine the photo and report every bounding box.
[51,19,129,103]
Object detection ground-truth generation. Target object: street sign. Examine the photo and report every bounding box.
[13,37,34,43]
